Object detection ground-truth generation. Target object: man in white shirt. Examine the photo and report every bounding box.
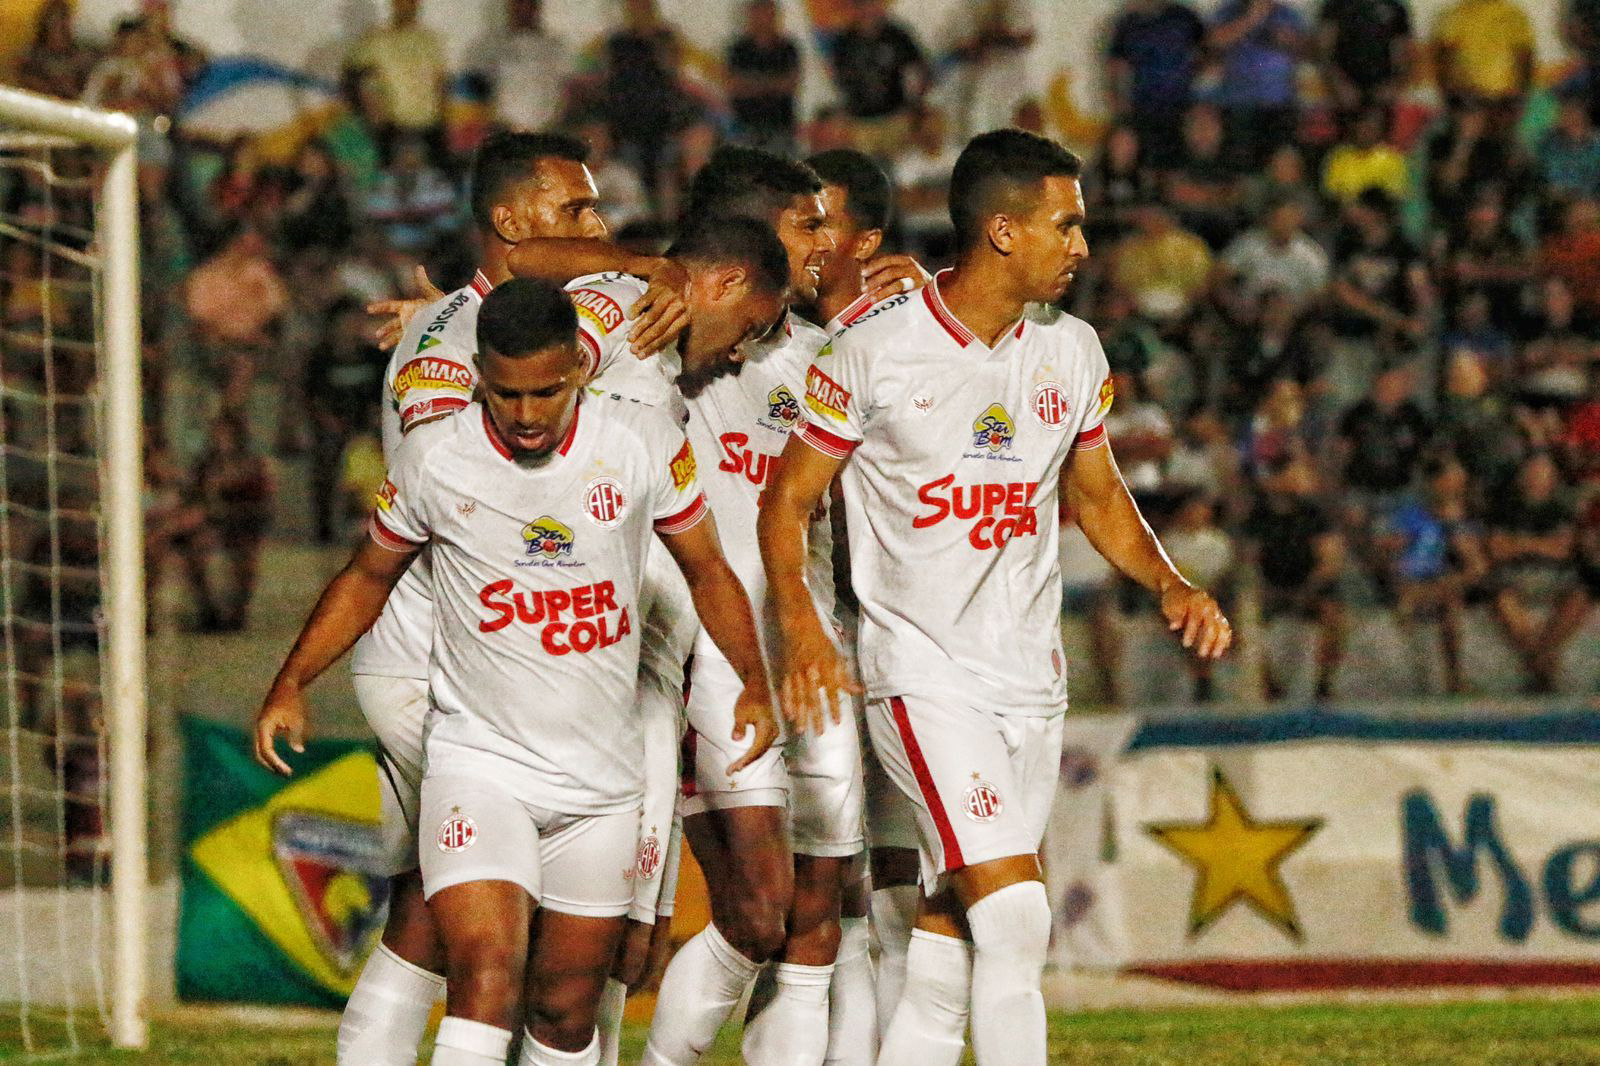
[485,0,575,132]
[254,273,784,1066]
[760,129,1232,1066]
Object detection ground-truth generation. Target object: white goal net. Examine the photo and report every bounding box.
[0,88,148,1055]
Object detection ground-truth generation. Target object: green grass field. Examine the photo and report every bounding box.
[7,999,1600,1064]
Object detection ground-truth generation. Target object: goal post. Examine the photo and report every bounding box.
[0,86,148,1051]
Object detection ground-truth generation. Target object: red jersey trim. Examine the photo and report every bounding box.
[370,514,422,553]
[469,270,494,299]
[797,422,857,460]
[837,290,876,328]
[655,493,708,536]
[890,697,965,870]
[1071,423,1107,451]
[556,398,581,457]
[399,395,468,432]
[577,330,602,376]
[482,406,514,459]
[922,273,974,347]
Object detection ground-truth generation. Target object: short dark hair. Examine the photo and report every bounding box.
[807,149,893,232]
[469,131,589,231]
[668,215,789,296]
[948,129,1083,250]
[477,278,579,358]
[683,145,821,225]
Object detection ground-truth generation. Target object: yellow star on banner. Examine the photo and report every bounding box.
[1146,767,1322,942]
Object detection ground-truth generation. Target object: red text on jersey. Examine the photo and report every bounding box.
[912,476,1041,550]
[571,288,626,334]
[805,365,851,421]
[394,357,473,399]
[478,578,634,655]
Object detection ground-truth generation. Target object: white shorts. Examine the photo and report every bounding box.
[863,724,920,854]
[419,770,639,918]
[681,651,865,858]
[351,673,429,876]
[631,669,686,923]
[864,695,1063,892]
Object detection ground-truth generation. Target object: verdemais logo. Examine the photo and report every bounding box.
[393,356,473,400]
[805,364,851,421]
[522,516,575,560]
[972,403,1016,453]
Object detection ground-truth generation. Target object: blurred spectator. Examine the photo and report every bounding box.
[1322,107,1411,205]
[949,0,1036,138]
[1560,364,1600,487]
[1486,451,1577,691]
[1244,378,1314,478]
[18,0,97,101]
[280,140,355,255]
[1163,492,1235,700]
[365,134,460,255]
[1110,200,1213,325]
[1164,103,1245,250]
[805,105,856,154]
[726,0,802,152]
[591,0,704,202]
[1328,190,1431,393]
[1208,0,1309,169]
[180,410,278,632]
[1244,457,1348,700]
[1102,370,1176,509]
[1217,287,1324,415]
[346,0,448,146]
[1535,498,1600,686]
[1216,194,1329,311]
[1432,0,1534,107]
[1245,144,1322,226]
[325,68,387,198]
[1431,188,1530,327]
[1541,196,1600,326]
[1441,290,1515,384]
[1425,100,1529,224]
[1105,0,1207,170]
[1336,365,1432,524]
[1538,93,1600,198]
[82,16,171,118]
[182,226,288,407]
[1522,278,1597,408]
[1166,407,1245,511]
[574,116,650,233]
[1086,124,1155,246]
[1375,454,1487,694]
[829,0,930,158]
[1436,349,1525,488]
[892,105,960,259]
[484,0,575,134]
[1316,0,1414,110]
[305,298,385,544]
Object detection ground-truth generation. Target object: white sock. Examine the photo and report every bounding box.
[875,930,970,1066]
[519,1027,600,1065]
[640,922,760,1066]
[825,917,877,1065]
[741,961,834,1066]
[595,978,628,1066]
[432,1017,513,1066]
[966,882,1051,1066]
[336,942,444,1065]
[869,884,918,1031]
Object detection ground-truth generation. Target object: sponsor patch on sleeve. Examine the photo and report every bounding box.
[669,439,698,490]
[804,364,852,422]
[375,477,398,512]
[1094,374,1115,420]
[393,357,474,401]
[570,287,627,336]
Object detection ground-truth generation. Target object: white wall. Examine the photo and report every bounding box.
[70,0,1576,115]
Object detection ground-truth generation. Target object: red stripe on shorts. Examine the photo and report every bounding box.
[889,696,964,870]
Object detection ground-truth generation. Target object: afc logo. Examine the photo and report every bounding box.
[584,477,626,529]
[767,385,801,428]
[963,779,1004,823]
[522,516,575,560]
[437,811,478,852]
[636,834,663,880]
[971,403,1015,453]
[1033,381,1070,430]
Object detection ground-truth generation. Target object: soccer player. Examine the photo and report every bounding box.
[329,130,690,1066]
[254,269,785,1066]
[759,130,1232,1066]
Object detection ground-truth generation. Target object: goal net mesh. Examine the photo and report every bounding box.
[0,131,113,1056]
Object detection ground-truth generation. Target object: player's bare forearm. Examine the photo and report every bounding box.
[269,538,415,696]
[661,514,766,692]
[1064,442,1183,596]
[759,436,843,647]
[506,238,665,284]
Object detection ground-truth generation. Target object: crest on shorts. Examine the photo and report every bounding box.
[1032,381,1070,430]
[522,516,575,560]
[971,403,1015,453]
[963,777,1004,822]
[766,384,801,429]
[437,811,478,853]
[636,834,663,880]
[583,477,627,529]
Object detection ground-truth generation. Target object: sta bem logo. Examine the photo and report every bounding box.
[522,516,575,560]
[971,403,1015,453]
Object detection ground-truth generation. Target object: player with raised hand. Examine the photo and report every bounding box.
[759,130,1231,1066]
[254,274,782,1066]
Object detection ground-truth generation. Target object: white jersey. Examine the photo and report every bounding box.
[796,270,1114,716]
[352,271,492,679]
[371,398,707,814]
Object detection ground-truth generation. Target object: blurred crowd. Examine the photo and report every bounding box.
[2,0,1598,704]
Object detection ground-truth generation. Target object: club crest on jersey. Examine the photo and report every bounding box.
[963,779,1004,822]
[583,476,627,528]
[971,403,1016,454]
[765,384,801,429]
[1032,381,1070,429]
[437,812,477,852]
[522,516,575,560]
[636,834,663,880]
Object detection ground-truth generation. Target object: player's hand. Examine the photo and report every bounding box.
[629,262,690,358]
[368,265,446,351]
[862,254,930,306]
[253,683,309,776]
[727,681,779,775]
[1161,580,1233,661]
[777,622,861,736]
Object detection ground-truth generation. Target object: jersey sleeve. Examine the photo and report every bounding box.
[567,275,645,379]
[369,440,433,552]
[796,336,867,460]
[391,349,475,433]
[1072,324,1115,452]
[652,430,709,536]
